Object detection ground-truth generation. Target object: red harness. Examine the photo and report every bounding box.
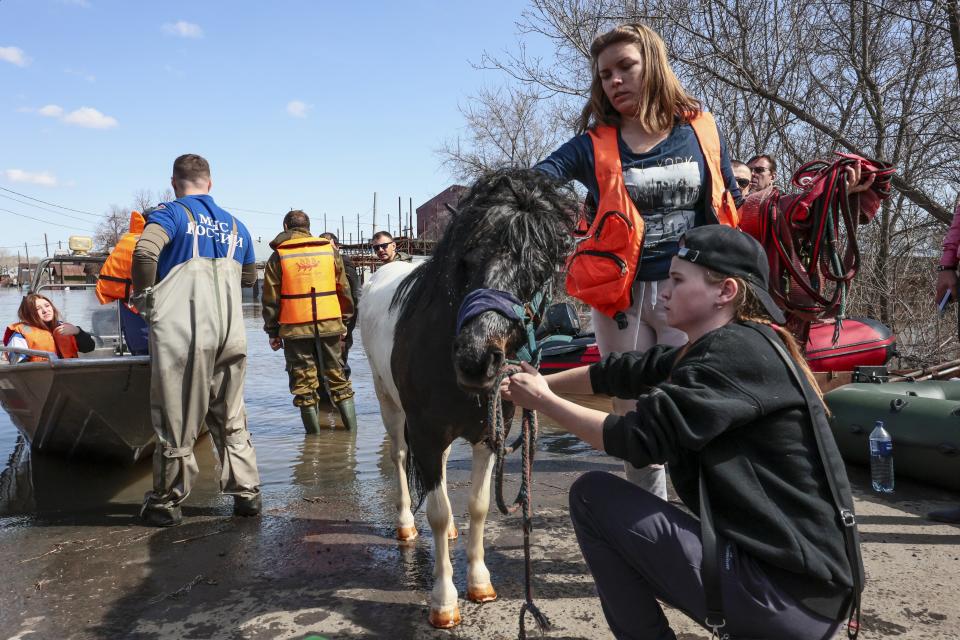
[739,153,894,337]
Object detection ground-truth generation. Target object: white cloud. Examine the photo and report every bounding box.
[38,104,64,118]
[0,46,30,67]
[162,21,203,39]
[4,169,59,187]
[62,107,118,129]
[65,68,96,83]
[286,100,311,118]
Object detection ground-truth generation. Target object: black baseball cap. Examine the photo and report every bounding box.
[676,225,786,324]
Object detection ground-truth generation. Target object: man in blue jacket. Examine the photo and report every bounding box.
[132,154,262,527]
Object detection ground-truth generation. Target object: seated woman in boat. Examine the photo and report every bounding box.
[3,294,96,363]
[501,225,863,640]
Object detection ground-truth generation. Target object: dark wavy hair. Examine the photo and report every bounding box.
[392,168,576,317]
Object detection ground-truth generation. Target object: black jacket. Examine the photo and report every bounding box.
[592,322,854,619]
[341,253,360,332]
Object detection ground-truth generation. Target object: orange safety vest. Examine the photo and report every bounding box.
[565,112,740,324]
[96,210,146,306]
[277,236,341,325]
[3,322,79,361]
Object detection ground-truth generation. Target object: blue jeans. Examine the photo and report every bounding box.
[569,471,842,640]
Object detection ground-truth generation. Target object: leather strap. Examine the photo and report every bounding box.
[747,322,864,637]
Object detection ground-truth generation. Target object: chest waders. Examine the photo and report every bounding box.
[140,204,260,520]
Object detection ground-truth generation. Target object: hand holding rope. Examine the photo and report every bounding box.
[489,368,550,639]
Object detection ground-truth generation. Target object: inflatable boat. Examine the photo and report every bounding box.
[825,381,960,491]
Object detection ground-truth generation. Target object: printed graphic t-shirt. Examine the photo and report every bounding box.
[536,119,742,281]
[148,195,256,281]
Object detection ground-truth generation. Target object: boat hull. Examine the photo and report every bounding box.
[0,356,154,465]
[825,381,960,491]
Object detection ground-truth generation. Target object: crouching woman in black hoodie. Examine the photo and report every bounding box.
[501,225,864,640]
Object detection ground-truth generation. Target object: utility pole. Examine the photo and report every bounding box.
[58,240,62,250]
[372,192,377,236]
[341,215,345,243]
[357,213,361,245]
[24,243,30,281]
[44,233,49,257]
[397,197,402,237]
[409,197,414,238]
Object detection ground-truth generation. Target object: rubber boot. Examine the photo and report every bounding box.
[335,396,358,431]
[300,404,322,434]
[234,493,262,517]
[140,503,182,528]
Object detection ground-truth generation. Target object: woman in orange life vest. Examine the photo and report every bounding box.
[3,294,95,363]
[535,23,745,499]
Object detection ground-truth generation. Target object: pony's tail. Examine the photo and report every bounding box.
[404,420,427,514]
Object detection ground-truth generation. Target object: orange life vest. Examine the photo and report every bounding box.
[96,210,145,306]
[3,322,79,361]
[565,112,740,324]
[277,236,341,325]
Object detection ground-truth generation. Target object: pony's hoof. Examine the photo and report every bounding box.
[397,525,419,541]
[428,605,461,628]
[467,583,497,603]
[447,525,459,540]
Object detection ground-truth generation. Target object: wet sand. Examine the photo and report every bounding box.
[1,289,959,638]
[3,448,960,639]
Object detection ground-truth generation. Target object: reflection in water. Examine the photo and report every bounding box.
[0,288,601,523]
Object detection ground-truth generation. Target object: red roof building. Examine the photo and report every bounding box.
[416,185,468,241]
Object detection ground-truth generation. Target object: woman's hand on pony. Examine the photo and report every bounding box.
[499,361,556,412]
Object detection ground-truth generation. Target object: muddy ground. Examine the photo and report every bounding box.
[2,446,959,640]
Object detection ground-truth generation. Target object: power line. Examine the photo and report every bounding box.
[0,241,65,250]
[0,186,99,216]
[0,191,101,219]
[222,205,285,216]
[0,207,94,232]
[0,192,100,222]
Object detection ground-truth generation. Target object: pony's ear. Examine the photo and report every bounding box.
[444,203,458,216]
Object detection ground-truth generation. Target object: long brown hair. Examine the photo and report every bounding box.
[17,294,60,332]
[576,23,702,135]
[704,272,825,404]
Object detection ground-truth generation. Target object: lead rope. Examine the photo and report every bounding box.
[489,369,550,639]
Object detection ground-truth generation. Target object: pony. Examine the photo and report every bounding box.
[360,169,575,627]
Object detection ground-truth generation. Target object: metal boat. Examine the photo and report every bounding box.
[0,253,155,464]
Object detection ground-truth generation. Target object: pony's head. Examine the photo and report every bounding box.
[395,169,576,393]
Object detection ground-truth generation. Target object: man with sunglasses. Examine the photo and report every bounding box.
[371,231,412,264]
[747,154,777,192]
[732,160,752,197]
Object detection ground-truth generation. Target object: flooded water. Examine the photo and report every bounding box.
[0,286,598,525]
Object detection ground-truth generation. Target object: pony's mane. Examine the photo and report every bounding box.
[391,169,576,319]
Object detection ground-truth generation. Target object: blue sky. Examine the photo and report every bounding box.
[0,0,551,259]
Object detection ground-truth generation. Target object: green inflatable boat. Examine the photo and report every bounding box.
[825,381,960,491]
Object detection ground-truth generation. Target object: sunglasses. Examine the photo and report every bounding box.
[736,178,750,188]
[750,166,769,174]
[372,242,394,251]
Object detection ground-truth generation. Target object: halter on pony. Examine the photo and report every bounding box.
[455,287,550,365]
[455,286,553,637]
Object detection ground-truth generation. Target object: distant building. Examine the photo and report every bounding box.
[417,185,468,241]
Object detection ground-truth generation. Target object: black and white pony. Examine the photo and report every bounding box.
[360,169,575,627]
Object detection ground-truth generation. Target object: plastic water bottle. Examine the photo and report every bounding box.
[869,420,894,493]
